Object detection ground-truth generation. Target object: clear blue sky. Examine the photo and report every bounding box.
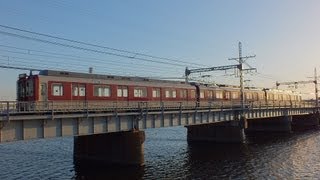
[0,0,319,100]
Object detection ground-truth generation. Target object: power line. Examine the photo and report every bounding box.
[0,48,182,74]
[0,44,183,71]
[0,54,182,75]
[0,24,207,68]
[0,30,195,68]
[0,25,284,86]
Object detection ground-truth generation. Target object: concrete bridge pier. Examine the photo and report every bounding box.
[74,130,145,166]
[245,116,292,133]
[185,120,245,143]
[291,113,320,131]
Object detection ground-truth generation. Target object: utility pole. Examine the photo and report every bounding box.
[314,68,319,109]
[185,42,256,119]
[228,42,256,117]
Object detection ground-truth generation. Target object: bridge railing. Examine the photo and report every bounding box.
[0,100,316,115]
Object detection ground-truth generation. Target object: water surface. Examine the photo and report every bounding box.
[0,127,320,179]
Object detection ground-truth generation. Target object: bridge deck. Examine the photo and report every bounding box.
[0,100,317,143]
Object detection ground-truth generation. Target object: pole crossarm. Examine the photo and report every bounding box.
[185,64,239,76]
[242,68,257,73]
[276,80,315,87]
[276,67,319,109]
[184,42,256,120]
[228,55,256,61]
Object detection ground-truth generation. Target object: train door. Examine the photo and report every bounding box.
[40,83,48,108]
[40,83,48,101]
[17,79,26,101]
[151,87,161,106]
[195,85,200,106]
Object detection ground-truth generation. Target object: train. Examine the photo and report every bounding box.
[16,70,302,111]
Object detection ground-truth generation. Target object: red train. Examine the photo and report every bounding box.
[16,70,302,109]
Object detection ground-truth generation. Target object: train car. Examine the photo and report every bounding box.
[263,88,301,106]
[16,70,302,111]
[17,70,200,110]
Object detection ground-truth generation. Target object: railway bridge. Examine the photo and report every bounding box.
[0,100,319,166]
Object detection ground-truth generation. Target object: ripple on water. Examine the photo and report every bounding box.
[0,127,320,179]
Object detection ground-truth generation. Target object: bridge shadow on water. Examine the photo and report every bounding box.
[183,131,311,179]
[186,131,295,162]
[73,160,145,180]
[245,131,293,145]
[72,129,319,179]
[187,141,249,161]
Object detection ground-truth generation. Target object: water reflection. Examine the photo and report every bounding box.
[245,131,293,144]
[74,159,145,180]
[184,132,306,179]
[185,142,252,179]
[1,127,316,179]
[187,142,249,161]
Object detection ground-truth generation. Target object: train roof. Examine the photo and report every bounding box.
[22,70,302,95]
[38,69,189,85]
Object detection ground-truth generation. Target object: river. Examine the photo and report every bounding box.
[0,126,320,179]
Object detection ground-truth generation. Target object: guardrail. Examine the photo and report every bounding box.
[0,100,316,115]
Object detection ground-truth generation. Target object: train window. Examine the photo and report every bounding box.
[26,81,29,96]
[117,88,121,97]
[72,85,78,96]
[172,90,176,98]
[246,93,252,100]
[94,85,111,97]
[165,90,170,98]
[52,83,63,96]
[79,85,86,96]
[267,93,274,100]
[26,80,34,97]
[124,89,128,97]
[180,89,187,98]
[259,93,264,100]
[200,90,205,99]
[207,91,213,98]
[152,88,160,98]
[73,84,86,96]
[252,93,258,100]
[134,87,147,97]
[231,92,239,99]
[18,83,24,98]
[117,86,128,97]
[225,92,231,99]
[165,89,177,98]
[190,90,195,98]
[215,91,223,99]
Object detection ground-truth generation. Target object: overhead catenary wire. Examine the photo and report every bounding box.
[0,49,182,75]
[0,25,294,87]
[0,24,207,68]
[0,30,198,68]
[0,45,183,73]
[0,55,182,76]
[0,58,177,78]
